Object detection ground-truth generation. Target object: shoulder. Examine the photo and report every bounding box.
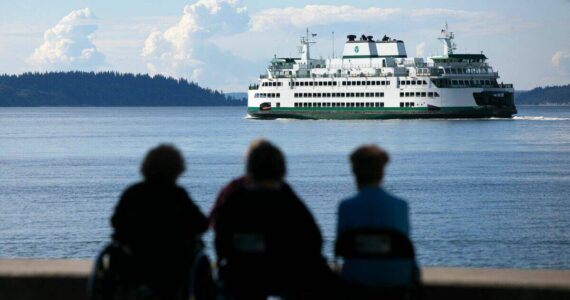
[381,189,409,210]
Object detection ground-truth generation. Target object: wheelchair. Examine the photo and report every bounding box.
[88,240,214,300]
[335,228,421,300]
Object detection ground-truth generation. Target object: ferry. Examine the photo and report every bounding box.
[247,24,516,119]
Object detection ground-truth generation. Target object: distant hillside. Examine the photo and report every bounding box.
[225,92,247,102]
[0,72,244,107]
[516,84,570,105]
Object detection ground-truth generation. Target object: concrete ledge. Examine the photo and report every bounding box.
[1,260,569,300]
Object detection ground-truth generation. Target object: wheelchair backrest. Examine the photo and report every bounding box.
[335,228,415,260]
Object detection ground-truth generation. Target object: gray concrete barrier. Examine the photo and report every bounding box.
[1,260,569,299]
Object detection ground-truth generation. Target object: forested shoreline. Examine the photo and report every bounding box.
[0,72,244,106]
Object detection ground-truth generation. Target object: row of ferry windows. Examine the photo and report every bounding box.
[400,80,428,86]
[399,92,440,97]
[262,82,283,87]
[294,102,385,108]
[254,93,280,98]
[295,92,385,98]
[452,79,491,86]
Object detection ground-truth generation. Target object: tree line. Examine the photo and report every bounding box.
[0,71,245,106]
[516,84,570,105]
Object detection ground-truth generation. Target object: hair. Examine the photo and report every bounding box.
[350,144,390,187]
[141,144,185,183]
[246,140,286,182]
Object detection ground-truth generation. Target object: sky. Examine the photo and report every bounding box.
[0,0,569,92]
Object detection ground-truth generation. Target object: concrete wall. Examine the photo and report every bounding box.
[1,260,569,300]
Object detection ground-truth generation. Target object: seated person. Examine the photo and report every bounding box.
[214,141,338,299]
[337,145,418,288]
[111,144,209,299]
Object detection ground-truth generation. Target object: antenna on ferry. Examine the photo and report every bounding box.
[300,27,316,61]
[332,31,334,58]
[438,22,456,57]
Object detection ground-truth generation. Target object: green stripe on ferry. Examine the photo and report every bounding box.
[247,106,477,112]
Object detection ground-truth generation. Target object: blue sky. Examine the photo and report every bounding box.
[1,0,569,91]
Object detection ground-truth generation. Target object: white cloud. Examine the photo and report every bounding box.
[28,8,105,71]
[552,51,570,76]
[416,42,427,58]
[142,0,250,86]
[250,5,402,32]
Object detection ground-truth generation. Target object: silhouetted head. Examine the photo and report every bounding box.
[246,140,286,183]
[350,144,390,189]
[141,144,185,183]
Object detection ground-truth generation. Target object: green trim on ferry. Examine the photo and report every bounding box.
[247,106,475,112]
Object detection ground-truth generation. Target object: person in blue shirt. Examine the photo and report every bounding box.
[337,144,418,288]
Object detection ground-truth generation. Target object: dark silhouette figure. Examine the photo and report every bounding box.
[209,139,267,229]
[215,141,338,299]
[111,144,209,299]
[337,145,419,289]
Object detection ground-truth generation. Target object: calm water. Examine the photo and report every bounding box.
[1,106,569,269]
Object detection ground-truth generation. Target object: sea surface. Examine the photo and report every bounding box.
[1,106,569,269]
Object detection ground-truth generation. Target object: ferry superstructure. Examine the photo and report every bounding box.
[247,25,516,119]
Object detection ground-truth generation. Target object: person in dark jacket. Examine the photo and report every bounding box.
[215,141,338,299]
[111,144,209,299]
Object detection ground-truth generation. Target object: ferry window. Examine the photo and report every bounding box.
[380,92,384,97]
[295,82,299,86]
[308,93,312,98]
[356,93,360,98]
[375,103,379,107]
[410,102,414,107]
[277,93,281,98]
[381,81,385,85]
[350,92,355,97]
[400,102,404,107]
[380,102,384,107]
[400,81,405,85]
[435,92,440,97]
[277,102,280,107]
[404,92,408,97]
[333,81,337,86]
[386,81,390,85]
[342,81,346,86]
[428,92,433,97]
[341,93,346,97]
[415,92,421,97]
[350,103,355,107]
[405,102,410,107]
[357,81,361,86]
[423,80,428,85]
[371,81,376,86]
[412,81,416,85]
[452,80,458,85]
[400,92,404,97]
